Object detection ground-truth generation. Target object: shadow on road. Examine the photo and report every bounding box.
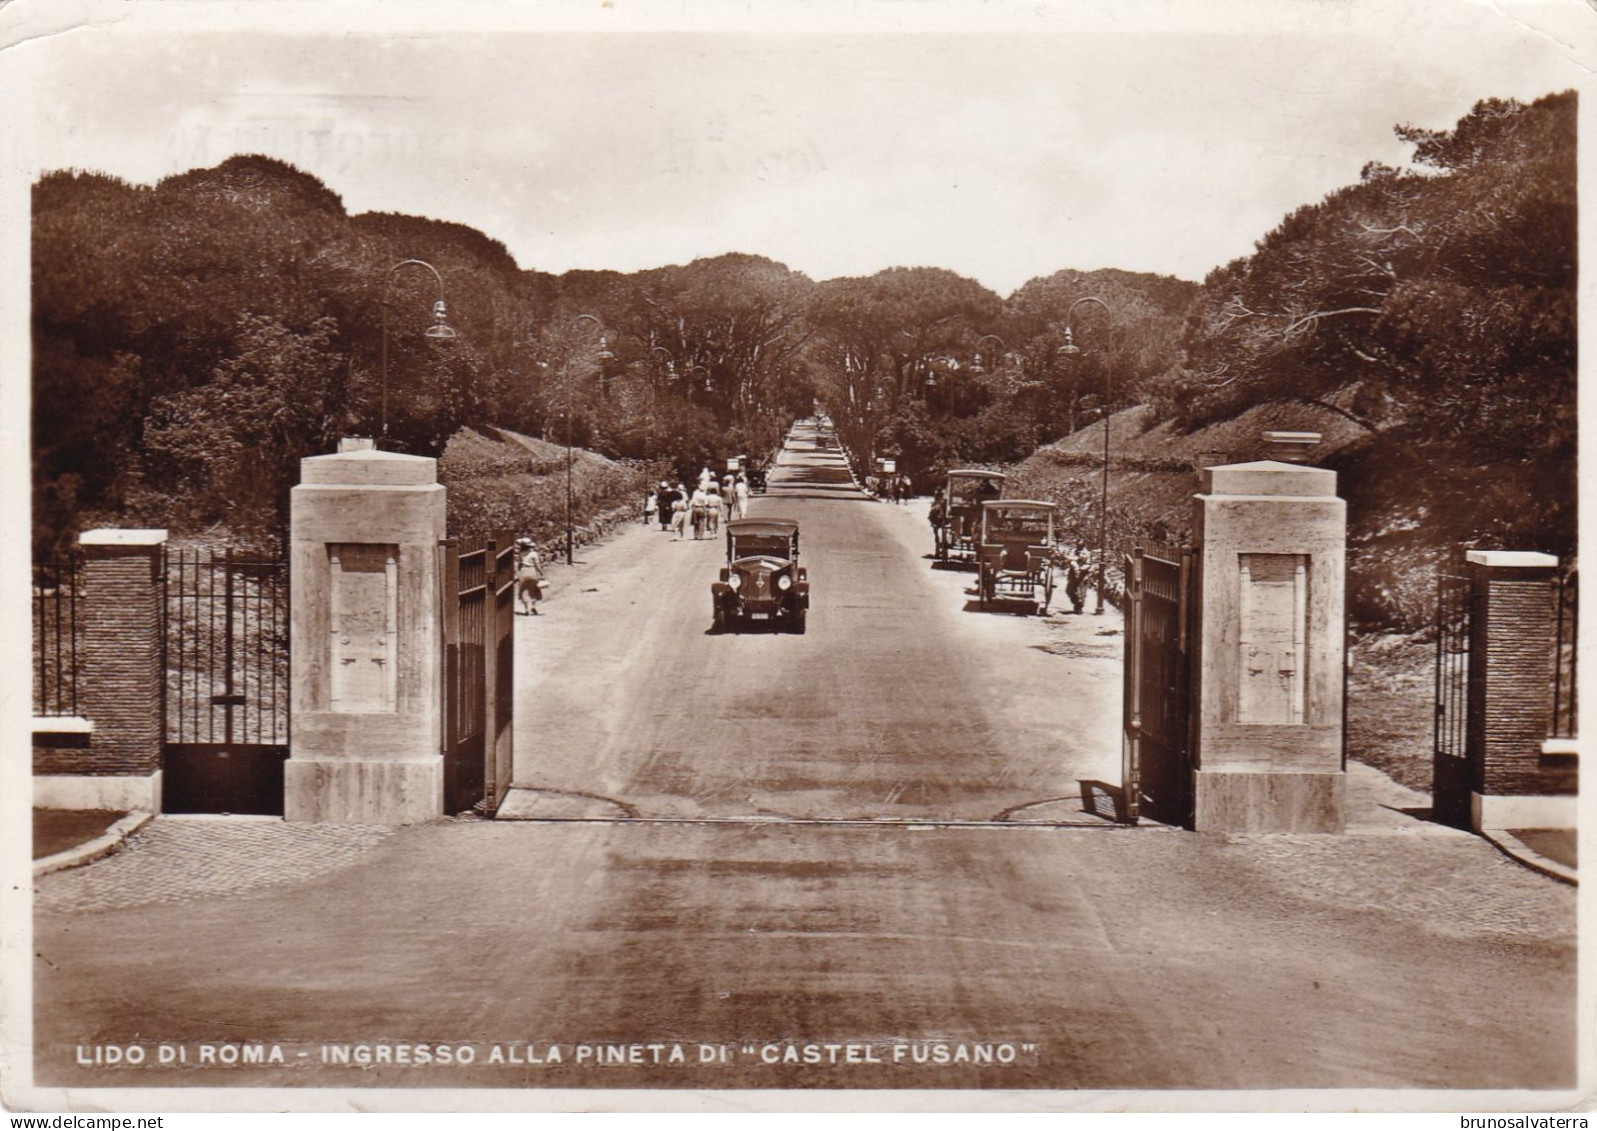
[986,781,1130,825]
[767,463,872,502]
[960,598,1045,617]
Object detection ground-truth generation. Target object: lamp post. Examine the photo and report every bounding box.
[379,258,457,445]
[1057,295,1114,615]
[565,313,610,566]
[647,346,676,459]
[973,333,1006,375]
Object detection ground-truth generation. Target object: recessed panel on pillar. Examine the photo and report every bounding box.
[1238,553,1308,726]
[328,543,399,713]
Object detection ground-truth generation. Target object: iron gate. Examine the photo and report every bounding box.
[1122,542,1196,826]
[1431,572,1473,827]
[164,548,290,814]
[441,534,515,815]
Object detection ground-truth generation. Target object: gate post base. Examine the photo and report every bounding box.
[1471,791,1577,833]
[1193,768,1345,833]
[285,758,441,825]
[33,770,162,813]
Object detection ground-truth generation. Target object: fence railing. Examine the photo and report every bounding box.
[164,547,290,746]
[1551,566,1578,739]
[32,554,82,717]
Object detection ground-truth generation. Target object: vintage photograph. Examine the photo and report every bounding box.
[3,0,1588,1114]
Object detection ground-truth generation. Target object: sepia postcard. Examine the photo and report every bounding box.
[1,0,1591,1116]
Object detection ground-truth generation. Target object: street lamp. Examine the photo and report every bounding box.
[645,346,677,458]
[973,333,1006,375]
[1057,295,1114,615]
[565,313,609,566]
[379,258,457,444]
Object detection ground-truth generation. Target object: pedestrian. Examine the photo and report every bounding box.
[707,485,725,535]
[689,484,710,539]
[1064,547,1088,614]
[644,490,658,527]
[698,466,715,491]
[657,481,675,532]
[735,474,750,520]
[899,474,913,504]
[513,537,545,616]
[670,492,688,539]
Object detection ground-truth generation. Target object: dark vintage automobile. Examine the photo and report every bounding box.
[745,464,768,493]
[712,518,809,633]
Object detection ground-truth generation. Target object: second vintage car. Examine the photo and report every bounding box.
[712,517,809,633]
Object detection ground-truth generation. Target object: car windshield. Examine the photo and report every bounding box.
[731,535,792,560]
[950,476,1004,502]
[986,512,1052,541]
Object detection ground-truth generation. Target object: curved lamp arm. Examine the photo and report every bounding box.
[380,258,456,440]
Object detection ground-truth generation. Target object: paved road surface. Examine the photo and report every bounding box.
[509,419,1120,822]
[27,419,1577,1100]
[33,819,1574,1092]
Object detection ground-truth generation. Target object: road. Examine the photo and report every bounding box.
[507,418,1122,822]
[26,420,1578,1101]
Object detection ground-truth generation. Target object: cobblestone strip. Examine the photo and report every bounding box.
[1215,833,1577,943]
[34,817,396,913]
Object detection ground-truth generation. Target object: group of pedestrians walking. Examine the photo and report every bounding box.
[644,468,752,541]
[866,473,914,504]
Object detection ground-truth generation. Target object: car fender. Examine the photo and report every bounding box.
[711,581,733,600]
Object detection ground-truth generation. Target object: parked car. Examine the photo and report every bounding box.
[977,500,1058,615]
[746,465,768,493]
[934,469,1007,564]
[712,518,809,633]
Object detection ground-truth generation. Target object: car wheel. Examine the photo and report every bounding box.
[712,599,727,633]
[790,606,807,634]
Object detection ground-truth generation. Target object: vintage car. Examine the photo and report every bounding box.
[934,469,1007,564]
[745,463,768,493]
[977,500,1058,615]
[712,517,809,632]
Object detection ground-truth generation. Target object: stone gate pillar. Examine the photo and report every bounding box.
[33,529,168,812]
[1190,461,1346,832]
[285,440,446,824]
[1464,550,1576,831]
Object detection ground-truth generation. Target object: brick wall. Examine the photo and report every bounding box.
[33,536,165,778]
[1466,558,1574,797]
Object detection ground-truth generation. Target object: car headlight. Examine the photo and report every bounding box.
[777,574,792,591]
[728,573,742,591]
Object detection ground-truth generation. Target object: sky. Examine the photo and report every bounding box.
[3,0,1591,295]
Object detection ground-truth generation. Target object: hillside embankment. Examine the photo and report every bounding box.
[438,426,657,551]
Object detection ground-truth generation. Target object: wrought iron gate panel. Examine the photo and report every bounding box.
[33,553,82,717]
[1117,543,1194,824]
[489,539,516,812]
[1123,543,1195,826]
[1431,572,1472,828]
[442,534,515,815]
[443,539,487,813]
[163,547,290,814]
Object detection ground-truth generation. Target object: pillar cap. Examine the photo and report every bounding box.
[1201,460,1336,498]
[301,448,438,486]
[1465,550,1559,569]
[80,529,168,546]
